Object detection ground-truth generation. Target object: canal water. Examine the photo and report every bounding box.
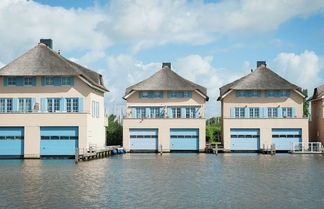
[0,154,324,209]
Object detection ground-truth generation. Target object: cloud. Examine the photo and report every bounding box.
[1,0,323,63]
[272,50,323,91]
[104,54,244,117]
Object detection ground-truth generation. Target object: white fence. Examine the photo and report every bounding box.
[292,142,323,153]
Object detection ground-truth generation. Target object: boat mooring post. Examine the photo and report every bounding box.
[75,148,79,164]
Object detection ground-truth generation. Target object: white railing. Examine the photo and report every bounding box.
[292,142,323,153]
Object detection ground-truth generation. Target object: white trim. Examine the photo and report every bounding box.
[78,76,107,93]
[294,89,306,98]
[219,90,233,100]
[194,90,207,100]
[124,91,136,99]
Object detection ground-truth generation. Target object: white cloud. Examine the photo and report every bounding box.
[1,0,323,62]
[104,54,244,117]
[272,50,323,91]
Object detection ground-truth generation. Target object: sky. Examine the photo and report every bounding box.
[0,0,323,117]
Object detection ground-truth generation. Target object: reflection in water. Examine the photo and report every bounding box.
[0,154,324,209]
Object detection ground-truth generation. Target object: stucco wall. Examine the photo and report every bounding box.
[123,118,206,152]
[222,118,309,150]
[222,90,304,118]
[0,113,87,158]
[310,99,324,144]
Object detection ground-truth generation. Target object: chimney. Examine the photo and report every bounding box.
[257,61,266,67]
[162,62,171,68]
[40,39,53,49]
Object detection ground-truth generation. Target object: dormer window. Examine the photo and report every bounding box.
[45,77,54,85]
[62,77,71,85]
[24,77,33,86]
[7,77,16,86]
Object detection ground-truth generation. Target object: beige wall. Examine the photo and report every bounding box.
[222,118,309,150]
[222,90,304,118]
[0,76,107,157]
[310,98,324,144]
[0,113,87,158]
[123,118,206,152]
[221,89,308,150]
[126,90,206,118]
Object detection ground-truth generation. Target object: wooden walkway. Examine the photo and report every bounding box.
[75,146,121,163]
[205,144,225,154]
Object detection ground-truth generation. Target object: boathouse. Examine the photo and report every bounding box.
[217,61,309,151]
[309,84,324,145]
[0,39,109,158]
[123,63,209,152]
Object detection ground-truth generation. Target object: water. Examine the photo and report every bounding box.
[0,154,324,209]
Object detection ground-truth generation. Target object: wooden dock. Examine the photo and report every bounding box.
[205,144,225,154]
[260,144,276,155]
[75,146,121,163]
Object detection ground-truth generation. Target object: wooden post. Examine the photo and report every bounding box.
[75,148,79,164]
[215,144,218,155]
[159,144,163,155]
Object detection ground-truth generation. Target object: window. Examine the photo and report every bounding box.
[0,98,13,112]
[139,91,163,98]
[67,98,79,112]
[282,107,292,118]
[249,108,259,118]
[45,77,54,85]
[150,107,162,118]
[186,107,196,118]
[268,108,278,118]
[136,107,146,118]
[168,91,192,98]
[265,90,291,97]
[18,98,32,112]
[234,108,245,118]
[62,77,71,85]
[172,107,181,118]
[24,77,33,86]
[236,90,261,97]
[47,98,60,112]
[91,101,99,118]
[7,77,16,86]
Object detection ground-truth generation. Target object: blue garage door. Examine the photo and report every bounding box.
[170,129,199,151]
[0,127,24,157]
[272,129,302,151]
[40,127,78,156]
[130,129,158,150]
[231,129,260,150]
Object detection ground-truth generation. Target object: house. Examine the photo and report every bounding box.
[123,63,208,152]
[0,40,109,158]
[309,85,324,145]
[217,61,308,151]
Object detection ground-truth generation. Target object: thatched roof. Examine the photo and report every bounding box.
[309,84,324,101]
[0,44,108,92]
[124,66,208,100]
[218,65,302,100]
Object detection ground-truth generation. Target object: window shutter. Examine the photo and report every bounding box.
[69,77,74,86]
[181,107,186,118]
[78,98,84,112]
[41,77,46,86]
[195,107,200,118]
[97,102,100,118]
[53,77,61,86]
[292,108,296,118]
[32,77,36,86]
[4,77,8,86]
[168,107,173,118]
[31,98,36,112]
[230,108,235,118]
[60,97,65,112]
[278,108,282,118]
[16,77,23,86]
[263,107,268,118]
[131,107,137,118]
[244,108,249,118]
[41,98,47,112]
[12,98,18,112]
[160,107,164,118]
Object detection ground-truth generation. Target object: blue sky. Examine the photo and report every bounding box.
[1,0,324,117]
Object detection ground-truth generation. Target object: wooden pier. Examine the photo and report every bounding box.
[205,144,225,154]
[75,146,121,163]
[260,144,276,155]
